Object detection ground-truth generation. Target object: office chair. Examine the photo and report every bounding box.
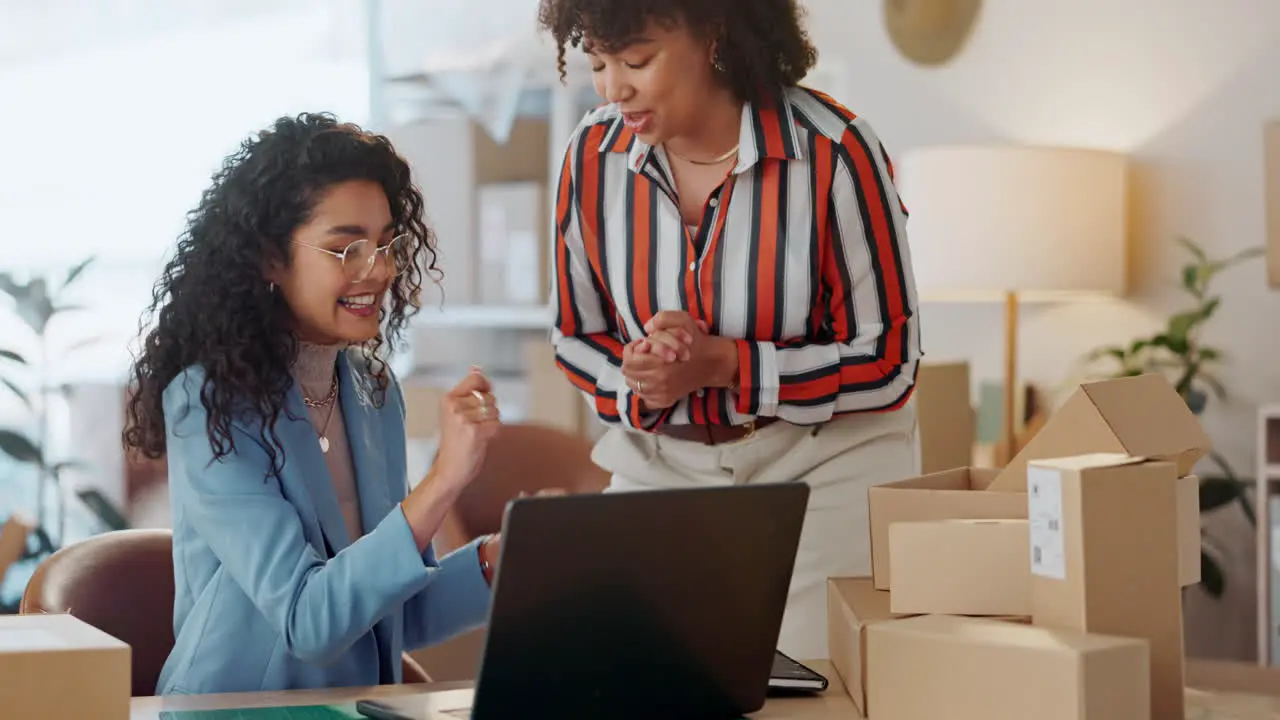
[19,528,431,695]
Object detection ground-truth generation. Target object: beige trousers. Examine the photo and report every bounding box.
[591,402,921,660]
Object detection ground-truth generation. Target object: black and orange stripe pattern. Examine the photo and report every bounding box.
[551,86,921,430]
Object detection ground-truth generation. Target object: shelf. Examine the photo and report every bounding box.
[1257,404,1280,665]
[384,75,600,115]
[378,60,600,132]
[410,304,552,330]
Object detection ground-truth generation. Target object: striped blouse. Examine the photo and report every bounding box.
[550,85,922,431]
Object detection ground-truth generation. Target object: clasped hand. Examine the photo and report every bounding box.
[621,311,737,409]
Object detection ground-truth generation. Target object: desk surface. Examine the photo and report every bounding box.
[131,662,856,720]
[130,660,1280,720]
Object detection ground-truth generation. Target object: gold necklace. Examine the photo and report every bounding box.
[303,375,338,453]
[666,143,739,166]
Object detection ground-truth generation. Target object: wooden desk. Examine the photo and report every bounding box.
[130,660,1280,719]
[131,661,857,719]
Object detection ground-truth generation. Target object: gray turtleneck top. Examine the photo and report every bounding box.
[293,341,364,541]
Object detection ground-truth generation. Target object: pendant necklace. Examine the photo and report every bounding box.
[303,375,339,453]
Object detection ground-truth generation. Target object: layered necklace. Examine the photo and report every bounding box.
[302,375,339,453]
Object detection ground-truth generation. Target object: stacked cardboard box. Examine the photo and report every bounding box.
[0,612,131,719]
[828,374,1210,719]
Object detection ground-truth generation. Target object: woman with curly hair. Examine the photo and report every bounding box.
[539,0,923,658]
[124,113,502,694]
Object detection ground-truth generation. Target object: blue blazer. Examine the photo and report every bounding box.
[156,350,492,695]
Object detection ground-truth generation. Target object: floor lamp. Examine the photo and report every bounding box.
[897,145,1128,465]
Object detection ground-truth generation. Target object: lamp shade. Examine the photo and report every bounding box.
[898,145,1128,302]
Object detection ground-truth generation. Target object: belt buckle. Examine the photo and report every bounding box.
[740,420,757,441]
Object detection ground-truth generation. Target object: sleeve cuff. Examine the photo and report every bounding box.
[622,386,673,431]
[362,505,438,602]
[733,339,779,417]
[434,538,494,605]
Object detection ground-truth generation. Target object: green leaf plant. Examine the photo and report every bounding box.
[1081,237,1262,599]
[0,256,103,565]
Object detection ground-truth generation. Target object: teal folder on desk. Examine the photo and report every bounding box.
[160,705,361,720]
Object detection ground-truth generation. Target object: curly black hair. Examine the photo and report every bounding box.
[123,112,439,478]
[537,0,818,104]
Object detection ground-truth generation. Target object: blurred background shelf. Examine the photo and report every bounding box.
[1256,404,1280,663]
[410,304,551,331]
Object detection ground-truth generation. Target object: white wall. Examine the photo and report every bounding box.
[0,5,370,385]
[0,3,372,519]
[801,0,1280,479]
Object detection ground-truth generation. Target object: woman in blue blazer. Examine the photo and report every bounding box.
[123,113,502,695]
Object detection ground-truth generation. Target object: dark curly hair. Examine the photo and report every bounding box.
[123,112,439,478]
[537,0,818,104]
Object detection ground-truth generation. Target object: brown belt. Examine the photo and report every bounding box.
[654,417,779,445]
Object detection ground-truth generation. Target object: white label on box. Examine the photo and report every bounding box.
[0,628,70,652]
[479,201,508,263]
[1028,465,1066,579]
[505,229,540,303]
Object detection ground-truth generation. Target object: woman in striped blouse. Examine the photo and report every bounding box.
[538,0,923,659]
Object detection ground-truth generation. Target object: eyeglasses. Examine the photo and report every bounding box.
[293,233,411,283]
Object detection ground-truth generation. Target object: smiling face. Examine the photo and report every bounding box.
[269,179,397,345]
[586,18,720,146]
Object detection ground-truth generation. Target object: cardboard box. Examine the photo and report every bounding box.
[476,181,547,306]
[1177,473,1202,585]
[826,577,910,715]
[522,339,604,441]
[888,519,1030,616]
[1028,453,1183,720]
[868,466,1026,589]
[915,361,974,473]
[987,373,1211,492]
[388,115,550,307]
[867,614,1150,720]
[403,380,447,440]
[0,613,130,719]
[984,374,1207,587]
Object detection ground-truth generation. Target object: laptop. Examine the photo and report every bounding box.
[359,482,812,720]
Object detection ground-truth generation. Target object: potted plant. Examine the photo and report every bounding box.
[1081,236,1261,598]
[0,257,98,577]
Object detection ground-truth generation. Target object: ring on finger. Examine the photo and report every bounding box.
[471,389,491,417]
[635,380,644,393]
